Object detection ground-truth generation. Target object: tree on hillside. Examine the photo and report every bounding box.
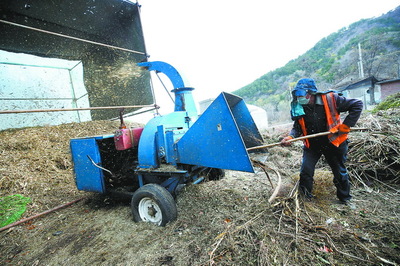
[362,35,385,77]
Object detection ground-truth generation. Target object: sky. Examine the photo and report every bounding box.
[137,0,399,111]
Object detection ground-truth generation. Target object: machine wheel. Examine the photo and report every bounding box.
[131,184,177,226]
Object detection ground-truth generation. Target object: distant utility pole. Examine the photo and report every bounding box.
[358,43,365,78]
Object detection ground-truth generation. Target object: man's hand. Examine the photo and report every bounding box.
[329,124,350,134]
[280,136,293,146]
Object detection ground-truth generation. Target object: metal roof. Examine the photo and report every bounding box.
[376,78,400,85]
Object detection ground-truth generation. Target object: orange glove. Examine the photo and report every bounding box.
[329,124,350,134]
[280,136,293,146]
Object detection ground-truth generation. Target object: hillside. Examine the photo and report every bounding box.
[234,6,400,123]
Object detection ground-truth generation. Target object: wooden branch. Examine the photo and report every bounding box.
[268,168,282,203]
[247,128,368,151]
[248,131,331,151]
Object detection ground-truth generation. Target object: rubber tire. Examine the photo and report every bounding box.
[131,184,177,226]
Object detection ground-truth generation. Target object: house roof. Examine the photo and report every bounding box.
[339,76,379,91]
[376,78,400,85]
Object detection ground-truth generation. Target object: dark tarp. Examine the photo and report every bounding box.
[0,0,152,120]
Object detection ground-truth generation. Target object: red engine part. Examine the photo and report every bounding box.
[114,127,143,150]
[131,127,144,146]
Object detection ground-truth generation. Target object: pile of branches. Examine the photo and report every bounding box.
[265,185,398,265]
[347,109,400,187]
[198,179,397,265]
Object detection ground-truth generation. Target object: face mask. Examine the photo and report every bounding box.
[297,97,310,105]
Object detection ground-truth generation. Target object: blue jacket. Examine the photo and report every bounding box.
[289,93,363,147]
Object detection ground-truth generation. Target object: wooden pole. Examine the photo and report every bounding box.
[247,128,367,151]
[247,131,331,151]
[0,197,86,232]
[0,105,157,114]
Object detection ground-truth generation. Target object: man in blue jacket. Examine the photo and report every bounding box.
[281,78,363,207]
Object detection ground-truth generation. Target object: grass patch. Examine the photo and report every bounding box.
[0,194,30,227]
[372,92,400,112]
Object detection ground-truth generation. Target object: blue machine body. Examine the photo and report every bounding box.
[176,92,260,172]
[70,61,264,195]
[137,61,185,89]
[138,110,195,168]
[70,135,112,193]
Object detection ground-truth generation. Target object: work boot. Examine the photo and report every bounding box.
[340,199,356,210]
[299,186,315,201]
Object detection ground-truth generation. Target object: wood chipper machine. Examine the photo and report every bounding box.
[70,61,265,226]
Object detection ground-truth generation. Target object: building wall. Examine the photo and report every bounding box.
[379,81,400,100]
[344,85,371,108]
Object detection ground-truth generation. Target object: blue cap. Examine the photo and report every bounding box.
[292,78,318,96]
[293,89,307,97]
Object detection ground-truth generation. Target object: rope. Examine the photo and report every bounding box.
[0,19,146,55]
[149,75,160,116]
[110,106,159,120]
[155,72,175,104]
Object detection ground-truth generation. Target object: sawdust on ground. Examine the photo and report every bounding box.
[0,111,399,265]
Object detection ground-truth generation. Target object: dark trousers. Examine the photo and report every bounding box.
[299,140,352,201]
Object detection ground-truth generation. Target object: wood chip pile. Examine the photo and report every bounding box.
[0,120,141,215]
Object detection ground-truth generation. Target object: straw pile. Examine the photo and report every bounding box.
[347,109,400,186]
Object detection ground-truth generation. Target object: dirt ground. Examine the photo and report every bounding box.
[0,113,399,265]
